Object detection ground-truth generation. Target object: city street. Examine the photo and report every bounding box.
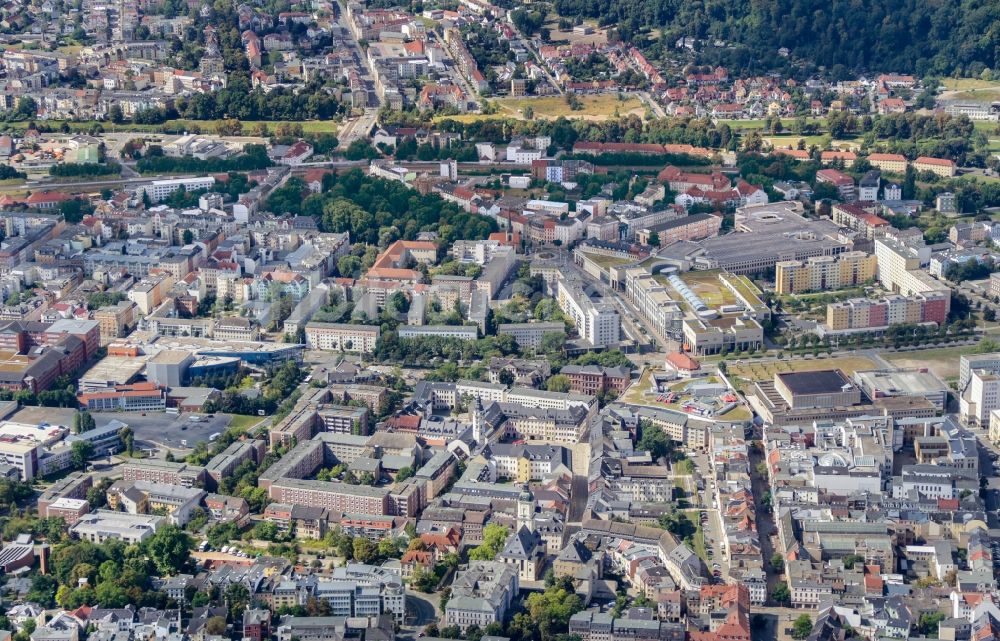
[749,440,782,603]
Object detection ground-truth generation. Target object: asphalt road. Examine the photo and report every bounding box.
[569,474,589,523]
[404,592,438,627]
[749,441,782,603]
[94,411,236,453]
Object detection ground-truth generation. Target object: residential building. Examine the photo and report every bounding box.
[867,153,908,174]
[815,169,856,201]
[304,323,380,353]
[775,252,877,294]
[913,156,956,178]
[497,322,565,350]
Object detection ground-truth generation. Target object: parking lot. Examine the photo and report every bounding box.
[94,412,237,452]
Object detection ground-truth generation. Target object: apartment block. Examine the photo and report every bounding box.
[866,153,907,174]
[913,156,956,178]
[267,478,391,515]
[824,293,948,332]
[496,322,565,350]
[121,460,206,488]
[304,322,380,353]
[874,237,952,313]
[775,251,877,294]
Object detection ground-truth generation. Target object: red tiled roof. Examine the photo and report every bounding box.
[915,156,955,167]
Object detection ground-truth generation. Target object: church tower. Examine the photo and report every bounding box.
[472,396,484,444]
[517,483,535,533]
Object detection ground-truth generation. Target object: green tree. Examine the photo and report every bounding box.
[539,332,566,354]
[524,576,584,641]
[225,582,250,616]
[70,441,94,469]
[546,374,571,393]
[204,617,227,636]
[791,615,813,640]
[352,537,376,563]
[771,583,791,604]
[469,523,508,560]
[143,525,193,575]
[918,612,946,637]
[182,229,194,245]
[647,231,660,247]
[377,536,402,559]
[636,420,673,461]
[73,411,96,433]
[770,552,784,572]
[118,425,134,455]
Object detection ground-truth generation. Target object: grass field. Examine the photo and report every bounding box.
[654,269,740,311]
[226,414,266,432]
[940,78,1000,100]
[680,270,738,308]
[954,89,1000,101]
[727,355,879,387]
[763,134,831,149]
[438,94,645,123]
[681,511,708,561]
[882,343,984,380]
[716,117,828,131]
[942,78,1000,91]
[544,17,609,46]
[718,405,753,421]
[621,367,656,406]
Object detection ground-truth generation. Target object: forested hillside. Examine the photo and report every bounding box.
[553,0,1000,77]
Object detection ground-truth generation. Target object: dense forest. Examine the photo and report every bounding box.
[552,0,1000,77]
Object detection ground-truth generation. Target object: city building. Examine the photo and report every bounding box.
[445,561,520,632]
[70,510,163,544]
[556,279,621,348]
[775,252,877,294]
[304,323,381,353]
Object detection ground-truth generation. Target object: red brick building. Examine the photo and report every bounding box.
[559,365,631,395]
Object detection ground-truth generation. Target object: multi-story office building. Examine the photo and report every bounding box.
[556,279,620,348]
[960,353,1000,391]
[445,562,519,632]
[70,510,164,544]
[139,177,216,203]
[963,369,1000,426]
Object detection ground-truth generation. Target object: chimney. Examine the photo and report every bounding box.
[37,543,50,574]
